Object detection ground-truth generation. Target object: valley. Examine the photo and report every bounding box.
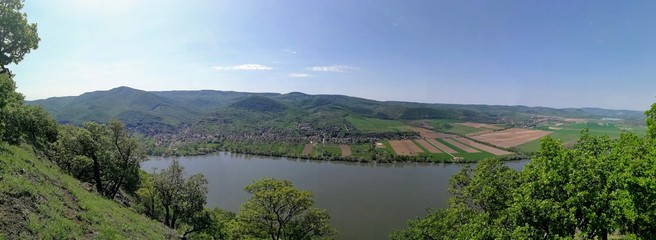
[30,87,647,162]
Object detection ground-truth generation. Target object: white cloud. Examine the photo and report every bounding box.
[307,65,358,72]
[213,64,273,71]
[288,73,311,77]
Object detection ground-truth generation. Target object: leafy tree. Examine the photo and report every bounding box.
[393,119,656,239]
[646,102,656,139]
[0,0,40,74]
[154,159,210,235]
[0,72,24,140]
[17,105,58,154]
[136,169,160,218]
[233,178,336,240]
[52,120,146,198]
[391,158,521,239]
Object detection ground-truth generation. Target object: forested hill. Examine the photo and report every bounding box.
[30,86,645,135]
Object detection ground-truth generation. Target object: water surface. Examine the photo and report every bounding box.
[142,152,528,239]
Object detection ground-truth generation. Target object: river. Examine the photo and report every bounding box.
[142,152,529,239]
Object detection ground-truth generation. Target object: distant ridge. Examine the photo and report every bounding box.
[29,86,645,135]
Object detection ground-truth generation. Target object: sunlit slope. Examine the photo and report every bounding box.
[0,144,177,239]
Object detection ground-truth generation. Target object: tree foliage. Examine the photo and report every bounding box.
[232,178,336,240]
[0,0,40,74]
[153,159,210,235]
[393,110,656,239]
[52,120,146,198]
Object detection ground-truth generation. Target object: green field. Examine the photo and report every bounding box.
[515,121,647,152]
[427,119,492,135]
[432,138,497,160]
[346,116,413,132]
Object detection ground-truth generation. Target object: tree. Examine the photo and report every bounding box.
[0,0,40,74]
[391,158,522,240]
[646,102,656,139]
[234,178,336,240]
[0,72,24,140]
[154,159,209,235]
[17,105,58,154]
[52,120,146,198]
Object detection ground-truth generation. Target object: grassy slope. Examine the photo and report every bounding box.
[0,144,176,239]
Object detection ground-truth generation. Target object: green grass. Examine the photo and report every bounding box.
[0,144,176,239]
[346,116,412,132]
[350,143,373,158]
[515,121,645,153]
[426,119,491,135]
[435,138,464,153]
[453,152,496,161]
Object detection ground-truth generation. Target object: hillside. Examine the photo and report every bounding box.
[0,144,177,239]
[28,87,647,160]
[30,87,645,135]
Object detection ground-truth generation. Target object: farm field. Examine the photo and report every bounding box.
[340,144,352,157]
[514,121,646,152]
[413,127,457,139]
[415,139,442,153]
[443,138,479,153]
[302,143,314,156]
[426,138,457,153]
[389,140,424,156]
[426,119,498,135]
[346,116,413,132]
[453,137,514,156]
[472,128,552,148]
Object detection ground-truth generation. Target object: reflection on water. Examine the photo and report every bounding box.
[142,152,528,240]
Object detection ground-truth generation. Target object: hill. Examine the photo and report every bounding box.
[30,87,645,135]
[28,87,647,159]
[0,144,177,239]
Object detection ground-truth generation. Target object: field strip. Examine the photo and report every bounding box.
[426,138,457,154]
[416,139,442,153]
[456,122,501,130]
[389,140,424,156]
[302,143,313,156]
[453,137,513,156]
[412,127,458,139]
[471,128,552,148]
[340,144,352,157]
[443,138,479,153]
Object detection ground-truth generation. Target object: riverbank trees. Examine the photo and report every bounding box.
[391,104,656,239]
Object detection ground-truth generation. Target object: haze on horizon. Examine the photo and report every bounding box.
[10,0,656,111]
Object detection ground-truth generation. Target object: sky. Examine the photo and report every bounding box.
[9,0,656,110]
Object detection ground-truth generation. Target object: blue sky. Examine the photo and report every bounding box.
[10,0,656,110]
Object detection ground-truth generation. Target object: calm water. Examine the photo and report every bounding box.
[142,152,528,239]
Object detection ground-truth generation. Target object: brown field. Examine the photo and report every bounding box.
[302,143,313,156]
[426,139,457,154]
[456,122,502,130]
[443,138,479,153]
[412,127,458,139]
[389,140,424,156]
[467,129,495,137]
[454,137,513,156]
[472,128,552,148]
[416,139,442,153]
[340,144,352,157]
